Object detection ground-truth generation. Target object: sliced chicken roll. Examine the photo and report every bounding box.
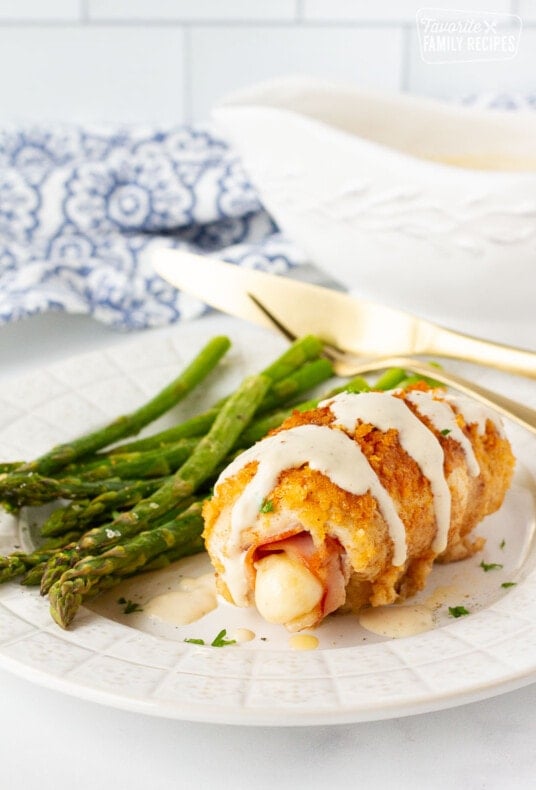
[202,386,515,631]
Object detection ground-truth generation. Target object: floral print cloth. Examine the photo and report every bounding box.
[0,124,304,329]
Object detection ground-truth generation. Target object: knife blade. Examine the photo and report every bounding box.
[152,249,536,379]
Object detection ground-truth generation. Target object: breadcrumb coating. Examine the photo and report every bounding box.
[203,386,515,629]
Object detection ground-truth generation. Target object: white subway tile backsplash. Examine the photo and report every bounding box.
[303,0,513,23]
[0,0,81,20]
[0,5,530,129]
[408,26,536,98]
[303,0,412,22]
[519,1,536,22]
[190,25,403,121]
[0,27,185,124]
[88,0,298,22]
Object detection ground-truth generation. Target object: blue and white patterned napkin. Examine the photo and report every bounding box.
[0,124,305,329]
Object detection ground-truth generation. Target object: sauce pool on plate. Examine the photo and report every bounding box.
[289,634,319,651]
[359,604,435,638]
[143,573,217,626]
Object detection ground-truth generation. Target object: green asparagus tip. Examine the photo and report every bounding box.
[48,582,78,629]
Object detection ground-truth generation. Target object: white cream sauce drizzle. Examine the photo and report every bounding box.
[406,390,480,476]
[322,391,451,553]
[443,393,504,437]
[216,423,408,602]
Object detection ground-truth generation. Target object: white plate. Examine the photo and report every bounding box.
[0,315,535,726]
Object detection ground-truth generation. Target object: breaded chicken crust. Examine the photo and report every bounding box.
[203,385,515,630]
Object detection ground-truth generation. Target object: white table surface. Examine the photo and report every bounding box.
[0,310,535,790]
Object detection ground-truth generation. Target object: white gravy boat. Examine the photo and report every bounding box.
[213,76,536,332]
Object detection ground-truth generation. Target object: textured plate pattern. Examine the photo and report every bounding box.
[0,316,535,725]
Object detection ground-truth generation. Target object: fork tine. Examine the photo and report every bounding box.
[247,292,536,435]
[248,291,355,367]
[247,293,298,344]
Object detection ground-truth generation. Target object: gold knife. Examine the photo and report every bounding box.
[152,249,536,379]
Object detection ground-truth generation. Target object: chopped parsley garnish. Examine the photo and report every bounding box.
[480,561,503,572]
[499,539,506,550]
[211,629,236,647]
[259,499,274,513]
[117,597,143,614]
[440,428,451,436]
[184,629,236,648]
[448,605,470,618]
[501,582,517,589]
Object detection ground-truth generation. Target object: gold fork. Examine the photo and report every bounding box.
[153,250,536,379]
[249,294,536,436]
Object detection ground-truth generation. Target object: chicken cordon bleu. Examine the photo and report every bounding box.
[202,386,515,631]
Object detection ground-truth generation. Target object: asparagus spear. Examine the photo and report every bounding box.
[39,478,167,538]
[0,462,23,474]
[369,365,443,391]
[255,358,333,412]
[64,357,327,485]
[238,401,317,446]
[238,373,371,445]
[105,410,219,454]
[10,335,231,478]
[259,334,323,381]
[51,537,207,612]
[0,531,82,584]
[1,441,198,514]
[0,474,150,509]
[104,341,329,456]
[0,552,55,584]
[372,367,407,391]
[21,561,49,586]
[49,502,205,628]
[139,536,205,572]
[2,342,328,510]
[5,333,326,527]
[39,499,93,538]
[39,545,85,594]
[39,492,201,593]
[61,438,199,482]
[24,533,204,588]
